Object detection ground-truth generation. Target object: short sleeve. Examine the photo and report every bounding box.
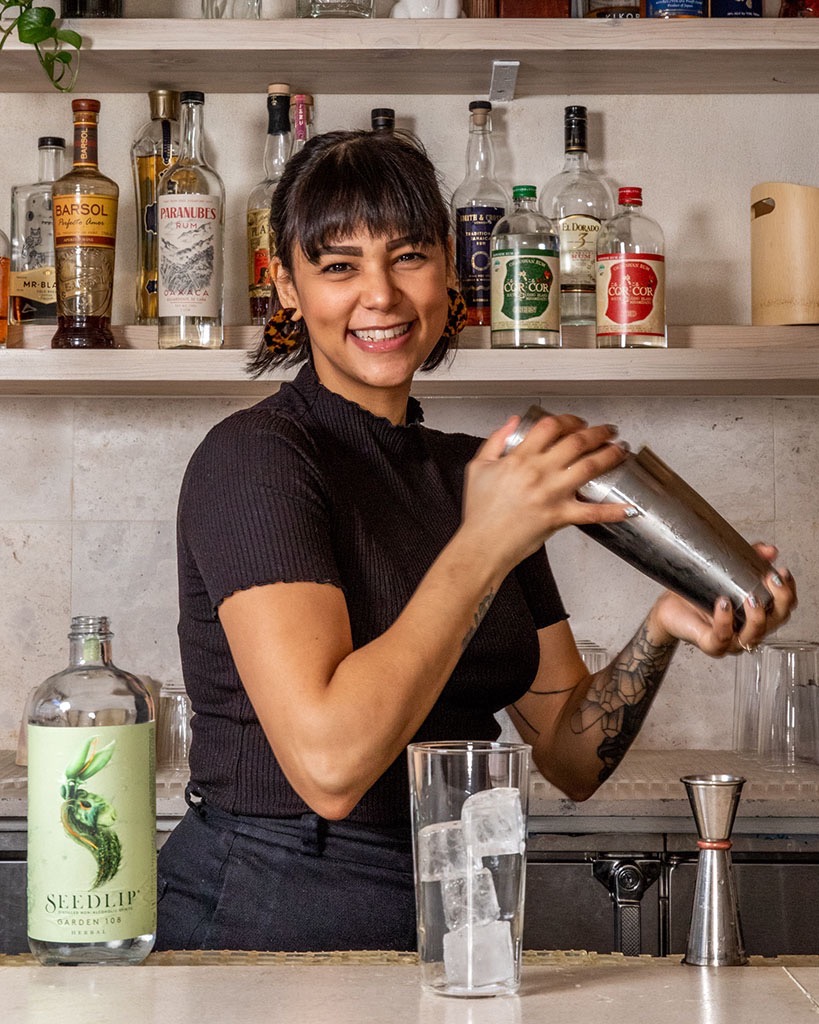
[178,408,342,613]
[514,544,567,630]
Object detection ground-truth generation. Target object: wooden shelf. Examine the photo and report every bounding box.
[2,19,819,96]
[3,324,819,396]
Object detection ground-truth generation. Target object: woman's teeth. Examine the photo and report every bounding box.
[352,323,409,342]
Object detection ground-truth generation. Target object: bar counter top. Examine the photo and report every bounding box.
[4,951,819,1023]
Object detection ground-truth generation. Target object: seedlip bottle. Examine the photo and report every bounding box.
[27,616,156,965]
[490,185,561,348]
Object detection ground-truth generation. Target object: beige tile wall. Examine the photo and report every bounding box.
[1,87,817,750]
[1,392,814,751]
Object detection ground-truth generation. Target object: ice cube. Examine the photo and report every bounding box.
[462,786,525,858]
[443,919,515,989]
[417,820,475,881]
[441,867,501,931]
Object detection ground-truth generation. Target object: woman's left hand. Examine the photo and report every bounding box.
[648,544,797,657]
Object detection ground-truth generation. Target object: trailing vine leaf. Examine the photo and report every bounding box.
[0,2,83,92]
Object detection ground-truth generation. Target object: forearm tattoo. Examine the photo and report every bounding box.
[572,622,678,784]
[461,590,495,651]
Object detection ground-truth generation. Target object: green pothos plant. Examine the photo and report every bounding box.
[0,2,83,92]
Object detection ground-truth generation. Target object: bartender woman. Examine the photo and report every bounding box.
[156,128,795,952]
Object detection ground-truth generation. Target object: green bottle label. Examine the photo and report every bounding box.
[27,722,156,944]
[491,248,560,333]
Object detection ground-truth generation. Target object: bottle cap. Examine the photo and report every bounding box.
[71,98,101,114]
[512,184,537,200]
[618,186,643,206]
[565,104,587,121]
[469,100,491,111]
[38,136,65,148]
[268,83,290,95]
[149,89,180,121]
[291,93,313,105]
[180,91,205,105]
[371,107,395,131]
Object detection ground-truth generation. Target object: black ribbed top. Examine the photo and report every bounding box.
[176,361,566,826]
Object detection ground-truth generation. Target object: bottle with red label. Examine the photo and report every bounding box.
[595,186,666,349]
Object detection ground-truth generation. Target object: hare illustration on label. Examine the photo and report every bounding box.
[60,736,122,889]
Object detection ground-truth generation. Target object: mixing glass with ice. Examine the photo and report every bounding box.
[407,741,530,997]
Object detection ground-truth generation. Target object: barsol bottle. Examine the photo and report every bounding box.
[27,616,156,966]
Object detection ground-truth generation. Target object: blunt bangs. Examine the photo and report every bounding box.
[275,130,450,271]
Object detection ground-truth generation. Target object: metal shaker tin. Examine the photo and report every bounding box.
[503,405,773,628]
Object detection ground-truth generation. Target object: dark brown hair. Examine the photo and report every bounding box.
[247,129,453,378]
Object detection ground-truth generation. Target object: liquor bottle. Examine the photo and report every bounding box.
[539,105,614,327]
[290,93,314,157]
[0,229,9,347]
[51,99,119,350]
[452,100,508,327]
[247,83,291,326]
[61,0,122,13]
[131,89,180,325]
[577,0,643,14]
[371,107,395,133]
[596,186,666,349]
[490,185,561,349]
[157,91,225,349]
[27,615,156,966]
[645,0,703,13]
[9,137,65,327]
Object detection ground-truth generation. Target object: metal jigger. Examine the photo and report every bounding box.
[681,774,749,967]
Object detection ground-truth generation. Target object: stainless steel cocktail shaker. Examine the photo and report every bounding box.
[503,406,773,629]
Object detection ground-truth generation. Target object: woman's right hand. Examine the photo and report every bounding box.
[460,411,634,569]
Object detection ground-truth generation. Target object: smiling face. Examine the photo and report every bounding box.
[274,230,451,424]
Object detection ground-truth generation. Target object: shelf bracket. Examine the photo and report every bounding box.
[489,60,520,103]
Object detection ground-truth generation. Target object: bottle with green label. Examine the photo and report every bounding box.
[490,185,561,349]
[27,616,156,965]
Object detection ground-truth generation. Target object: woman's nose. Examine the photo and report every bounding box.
[359,268,400,310]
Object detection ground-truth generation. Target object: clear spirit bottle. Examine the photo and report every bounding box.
[10,136,65,327]
[596,186,666,348]
[290,93,314,157]
[51,99,119,350]
[27,616,156,966]
[0,228,8,346]
[452,100,508,327]
[539,105,614,326]
[490,185,561,348]
[157,91,225,349]
[131,89,180,325]
[247,83,291,326]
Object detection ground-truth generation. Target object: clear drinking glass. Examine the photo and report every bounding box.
[156,681,192,771]
[407,741,530,997]
[732,648,763,755]
[576,640,608,674]
[756,641,819,771]
[297,0,374,14]
[202,0,261,15]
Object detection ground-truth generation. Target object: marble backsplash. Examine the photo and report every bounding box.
[1,390,815,753]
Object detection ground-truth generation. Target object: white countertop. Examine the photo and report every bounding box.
[3,952,819,1023]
